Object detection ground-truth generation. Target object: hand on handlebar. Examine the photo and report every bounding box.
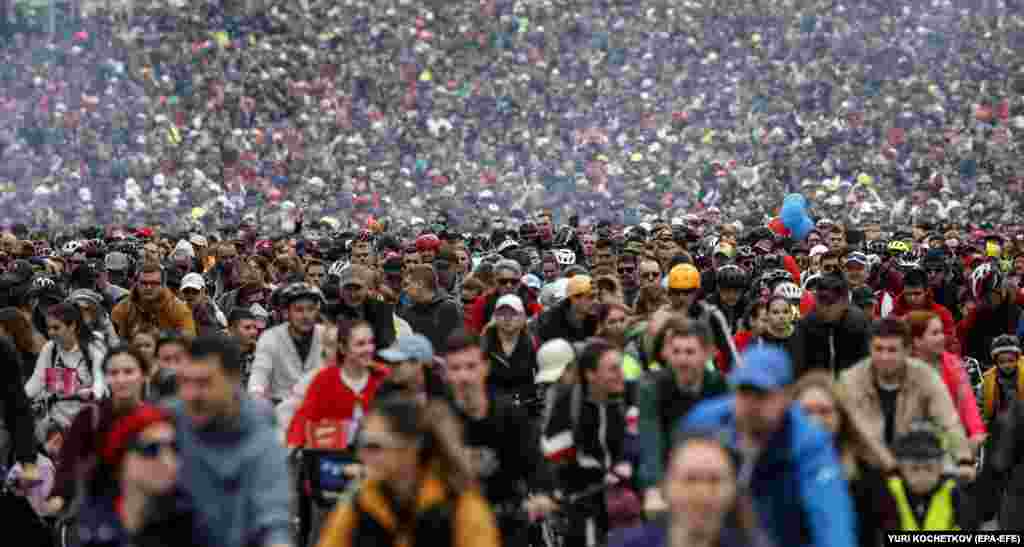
[525,494,559,521]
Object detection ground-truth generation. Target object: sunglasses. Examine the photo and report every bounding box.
[494,311,523,321]
[618,266,636,275]
[640,272,661,281]
[497,278,520,287]
[130,439,178,459]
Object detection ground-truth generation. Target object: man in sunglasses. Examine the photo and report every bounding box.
[638,259,662,289]
[617,252,641,307]
[790,273,871,378]
[664,263,740,369]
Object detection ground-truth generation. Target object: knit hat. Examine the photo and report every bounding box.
[102,405,172,467]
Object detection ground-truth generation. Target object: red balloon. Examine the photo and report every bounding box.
[768,217,791,236]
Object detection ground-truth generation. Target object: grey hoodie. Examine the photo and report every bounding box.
[171,397,292,547]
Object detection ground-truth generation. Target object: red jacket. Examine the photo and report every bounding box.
[886,292,961,355]
[936,352,986,438]
[286,364,390,447]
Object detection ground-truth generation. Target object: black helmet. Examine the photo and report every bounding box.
[716,265,749,290]
[274,282,325,309]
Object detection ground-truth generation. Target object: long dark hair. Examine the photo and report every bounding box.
[46,302,97,350]
[369,395,475,495]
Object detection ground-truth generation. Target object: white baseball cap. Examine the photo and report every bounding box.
[536,339,575,384]
[180,273,205,291]
[495,294,525,315]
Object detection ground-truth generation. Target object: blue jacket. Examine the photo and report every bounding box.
[172,397,292,547]
[680,396,856,547]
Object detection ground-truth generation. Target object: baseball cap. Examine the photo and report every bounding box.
[105,251,129,271]
[180,273,205,291]
[536,339,575,383]
[495,294,526,315]
[668,264,701,290]
[729,345,793,391]
[566,275,593,298]
[378,334,435,364]
[522,274,542,290]
[189,234,208,248]
[923,249,947,267]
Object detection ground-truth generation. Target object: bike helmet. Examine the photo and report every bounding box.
[496,238,521,254]
[970,262,1003,302]
[867,240,889,255]
[716,265,749,290]
[415,233,442,252]
[773,282,803,302]
[61,240,82,257]
[328,260,349,279]
[991,334,1022,359]
[274,282,325,308]
[552,248,577,266]
[887,240,911,255]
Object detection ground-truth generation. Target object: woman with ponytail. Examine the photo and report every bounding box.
[25,302,108,425]
[316,395,500,547]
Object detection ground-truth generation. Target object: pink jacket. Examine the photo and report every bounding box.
[938,352,986,438]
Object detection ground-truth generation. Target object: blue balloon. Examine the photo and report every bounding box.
[791,215,814,240]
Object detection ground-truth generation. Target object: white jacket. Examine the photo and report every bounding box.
[248,323,327,401]
[25,340,107,426]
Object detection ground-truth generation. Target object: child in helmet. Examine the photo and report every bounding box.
[982,334,1024,425]
[886,427,963,531]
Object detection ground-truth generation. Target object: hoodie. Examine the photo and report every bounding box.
[171,397,291,547]
[399,294,462,355]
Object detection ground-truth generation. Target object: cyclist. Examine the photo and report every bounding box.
[248,282,328,405]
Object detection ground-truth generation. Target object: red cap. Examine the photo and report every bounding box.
[136,227,154,238]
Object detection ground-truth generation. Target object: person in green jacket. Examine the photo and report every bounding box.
[635,317,730,514]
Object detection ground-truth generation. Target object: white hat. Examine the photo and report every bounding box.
[189,234,208,247]
[495,294,525,315]
[536,339,575,384]
[173,239,196,259]
[809,244,829,258]
[180,273,205,291]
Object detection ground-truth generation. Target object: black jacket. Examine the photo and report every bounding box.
[337,298,398,352]
[400,294,462,354]
[480,326,539,398]
[536,299,598,344]
[0,336,36,468]
[790,305,871,378]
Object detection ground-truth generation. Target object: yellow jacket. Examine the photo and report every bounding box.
[317,469,499,547]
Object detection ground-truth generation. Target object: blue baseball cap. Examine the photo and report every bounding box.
[378,334,435,364]
[729,346,793,391]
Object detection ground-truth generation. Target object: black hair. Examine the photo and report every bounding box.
[46,302,97,350]
[155,330,190,356]
[228,308,257,324]
[871,317,912,347]
[445,329,480,355]
[189,334,243,376]
[576,338,617,390]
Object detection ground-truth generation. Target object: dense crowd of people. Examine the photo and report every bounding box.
[0,207,1020,547]
[1,0,1024,546]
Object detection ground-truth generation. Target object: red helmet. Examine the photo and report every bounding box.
[415,233,441,252]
